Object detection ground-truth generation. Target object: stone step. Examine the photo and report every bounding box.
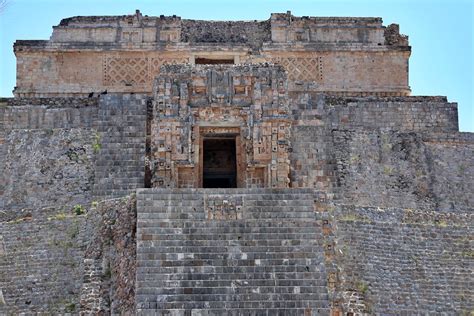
[138,308,329,316]
[138,210,316,216]
[137,214,315,221]
[139,203,316,209]
[138,269,325,279]
[138,257,321,266]
[136,233,321,240]
[137,188,319,195]
[137,246,321,255]
[136,279,326,287]
[138,224,319,231]
[137,286,328,296]
[139,207,316,213]
[138,294,328,304]
[138,305,329,313]
[137,300,329,310]
[137,272,326,281]
[137,195,318,201]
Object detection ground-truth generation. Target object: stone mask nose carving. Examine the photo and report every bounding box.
[208,70,232,105]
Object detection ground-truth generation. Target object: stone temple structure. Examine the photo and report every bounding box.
[0,10,473,315]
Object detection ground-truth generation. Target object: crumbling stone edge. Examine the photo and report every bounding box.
[79,194,137,314]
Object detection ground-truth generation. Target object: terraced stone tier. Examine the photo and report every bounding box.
[136,188,330,316]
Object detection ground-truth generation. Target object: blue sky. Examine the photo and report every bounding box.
[0,0,472,131]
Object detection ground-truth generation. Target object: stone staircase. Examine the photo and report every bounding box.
[136,188,330,315]
[93,94,146,198]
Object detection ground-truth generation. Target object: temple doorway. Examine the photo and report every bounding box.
[202,138,237,188]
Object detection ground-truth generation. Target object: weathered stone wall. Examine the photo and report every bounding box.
[0,101,98,211]
[13,12,410,97]
[326,96,458,132]
[270,14,388,44]
[0,195,137,315]
[0,207,87,314]
[0,94,148,208]
[0,95,145,313]
[288,94,460,193]
[181,19,271,49]
[80,195,137,315]
[14,50,191,97]
[266,50,410,95]
[14,49,410,97]
[0,100,97,313]
[331,205,473,314]
[331,129,474,212]
[422,133,474,210]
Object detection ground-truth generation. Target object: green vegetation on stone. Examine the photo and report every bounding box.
[64,303,76,313]
[48,213,68,221]
[338,213,372,223]
[356,281,369,295]
[73,204,86,215]
[93,132,102,153]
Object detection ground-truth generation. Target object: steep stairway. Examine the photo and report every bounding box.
[93,94,146,198]
[136,188,330,315]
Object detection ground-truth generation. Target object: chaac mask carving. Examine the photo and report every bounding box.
[149,64,292,188]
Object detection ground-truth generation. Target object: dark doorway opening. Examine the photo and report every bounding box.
[195,57,234,65]
[203,138,237,188]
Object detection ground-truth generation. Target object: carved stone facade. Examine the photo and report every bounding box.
[13,11,410,97]
[149,64,291,188]
[103,55,189,87]
[2,10,473,316]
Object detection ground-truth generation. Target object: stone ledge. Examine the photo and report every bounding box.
[325,95,449,105]
[6,97,99,107]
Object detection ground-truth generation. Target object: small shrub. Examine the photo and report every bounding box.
[339,213,371,223]
[93,133,101,153]
[73,204,86,215]
[102,266,112,280]
[64,303,76,312]
[383,165,394,175]
[356,281,369,295]
[435,219,448,228]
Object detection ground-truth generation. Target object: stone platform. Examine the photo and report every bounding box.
[136,188,330,315]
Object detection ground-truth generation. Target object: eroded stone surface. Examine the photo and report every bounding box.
[1,10,473,316]
[13,11,410,97]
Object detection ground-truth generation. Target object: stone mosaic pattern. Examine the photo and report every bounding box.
[272,55,323,82]
[104,57,149,86]
[102,55,189,88]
